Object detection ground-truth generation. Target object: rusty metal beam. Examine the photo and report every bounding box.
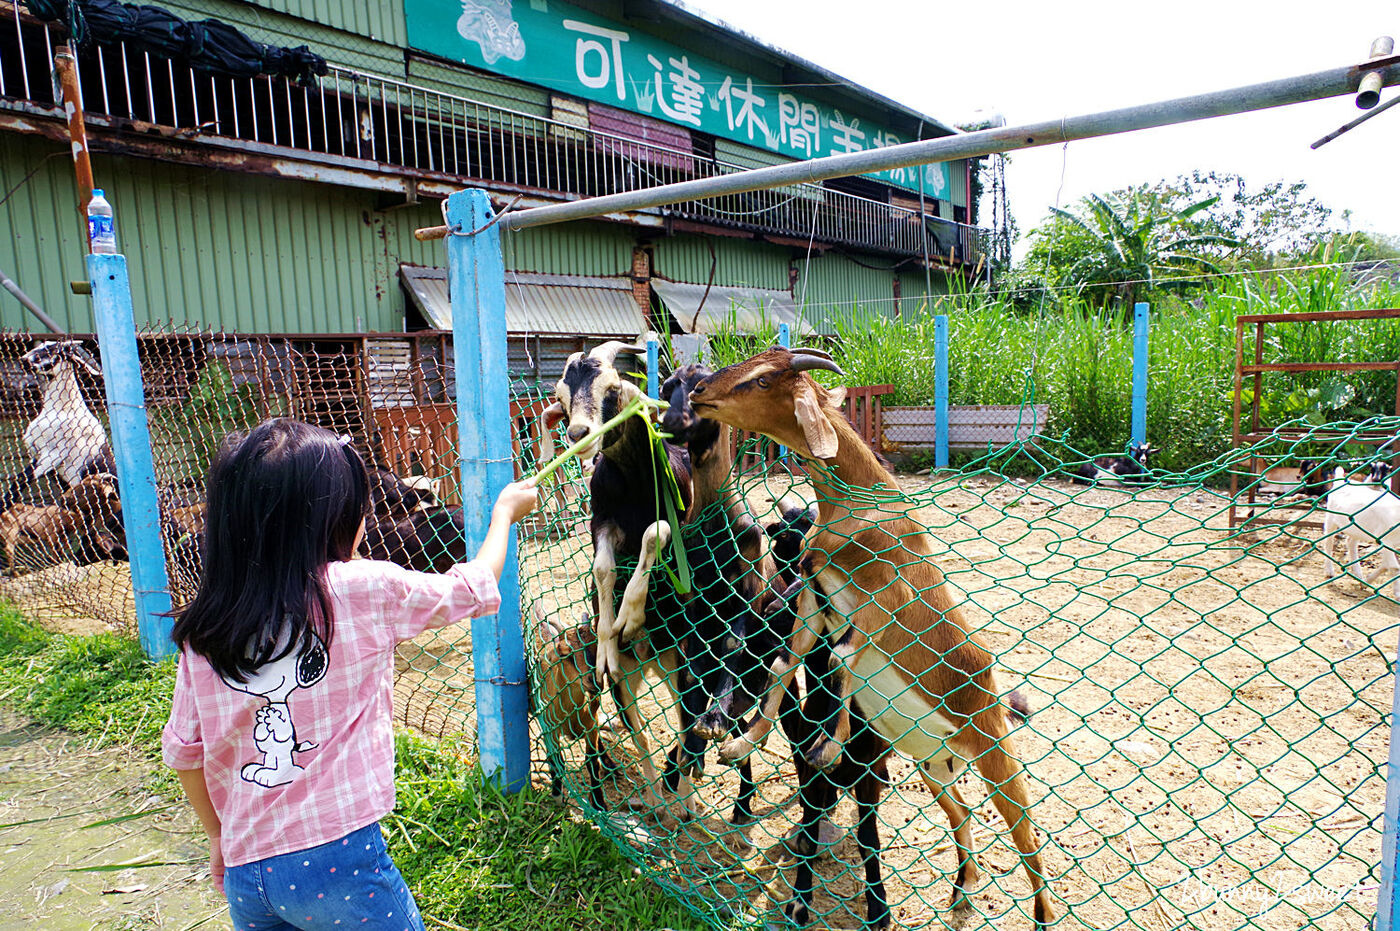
[53,46,94,248]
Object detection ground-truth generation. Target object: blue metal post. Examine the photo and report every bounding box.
[1379,648,1400,930]
[86,253,173,661]
[445,189,529,792]
[934,314,949,469]
[646,336,659,400]
[1132,302,1150,449]
[777,322,791,461]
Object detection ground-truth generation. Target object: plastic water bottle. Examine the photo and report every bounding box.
[87,189,116,254]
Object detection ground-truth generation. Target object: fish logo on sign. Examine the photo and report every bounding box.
[457,0,526,64]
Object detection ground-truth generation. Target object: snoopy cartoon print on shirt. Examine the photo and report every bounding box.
[219,629,329,788]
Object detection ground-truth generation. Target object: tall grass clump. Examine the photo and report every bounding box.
[801,259,1400,473]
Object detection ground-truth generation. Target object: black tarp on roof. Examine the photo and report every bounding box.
[25,0,327,86]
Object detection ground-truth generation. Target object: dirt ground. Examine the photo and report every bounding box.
[0,708,227,930]
[520,471,1392,931]
[3,468,1390,930]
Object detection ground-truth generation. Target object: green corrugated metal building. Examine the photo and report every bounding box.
[0,0,990,366]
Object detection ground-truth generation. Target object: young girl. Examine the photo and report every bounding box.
[162,418,537,930]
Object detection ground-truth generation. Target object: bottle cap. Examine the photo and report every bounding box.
[92,189,104,197]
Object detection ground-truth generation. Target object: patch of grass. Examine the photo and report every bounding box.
[817,264,1400,472]
[0,603,175,752]
[390,733,705,930]
[0,605,707,931]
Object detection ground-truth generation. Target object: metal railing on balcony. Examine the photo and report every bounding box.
[0,5,986,265]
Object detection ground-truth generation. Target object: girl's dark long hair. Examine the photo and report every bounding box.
[173,419,369,682]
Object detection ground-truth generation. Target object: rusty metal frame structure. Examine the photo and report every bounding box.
[1228,307,1400,529]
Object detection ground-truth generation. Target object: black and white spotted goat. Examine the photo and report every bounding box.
[542,341,701,816]
[4,340,116,511]
[1071,442,1159,486]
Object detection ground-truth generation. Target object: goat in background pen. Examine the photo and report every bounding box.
[3,341,116,511]
[1320,463,1400,598]
[692,346,1055,927]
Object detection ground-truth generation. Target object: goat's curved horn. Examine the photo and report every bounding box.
[587,341,647,368]
[68,343,103,376]
[792,346,833,361]
[790,353,845,377]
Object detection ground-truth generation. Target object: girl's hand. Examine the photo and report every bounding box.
[493,480,539,524]
[209,832,225,895]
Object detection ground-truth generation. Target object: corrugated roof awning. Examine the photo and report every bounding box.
[399,266,647,337]
[650,279,809,335]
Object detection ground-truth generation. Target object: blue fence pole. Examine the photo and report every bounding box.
[445,189,529,792]
[86,252,173,661]
[646,335,659,400]
[1379,649,1400,930]
[1132,302,1150,449]
[934,314,949,470]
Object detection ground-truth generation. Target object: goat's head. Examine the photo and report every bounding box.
[659,363,719,448]
[1370,460,1394,484]
[1130,443,1160,467]
[61,472,120,516]
[545,341,647,461]
[367,467,435,521]
[24,340,101,379]
[534,609,597,739]
[688,347,846,459]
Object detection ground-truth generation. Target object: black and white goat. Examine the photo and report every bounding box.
[361,466,468,573]
[657,363,788,823]
[1071,443,1159,486]
[544,341,700,815]
[4,341,116,510]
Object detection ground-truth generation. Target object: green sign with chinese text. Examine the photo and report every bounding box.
[402,0,951,196]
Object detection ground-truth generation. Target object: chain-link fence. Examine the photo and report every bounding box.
[0,326,504,743]
[0,324,1391,929]
[522,356,1391,930]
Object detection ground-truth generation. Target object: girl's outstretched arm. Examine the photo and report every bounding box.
[476,479,538,580]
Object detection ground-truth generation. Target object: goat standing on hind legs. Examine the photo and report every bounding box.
[542,341,704,821]
[691,347,1055,927]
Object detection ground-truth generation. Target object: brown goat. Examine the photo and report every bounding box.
[0,472,121,575]
[0,504,80,574]
[691,347,1055,926]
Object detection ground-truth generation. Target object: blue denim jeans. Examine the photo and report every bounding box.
[224,822,425,931]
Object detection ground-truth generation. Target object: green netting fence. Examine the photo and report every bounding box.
[517,369,1392,931]
[0,322,1391,929]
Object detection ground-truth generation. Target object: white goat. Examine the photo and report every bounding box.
[4,342,113,512]
[1320,466,1400,598]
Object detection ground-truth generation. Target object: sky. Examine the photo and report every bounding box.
[688,0,1400,256]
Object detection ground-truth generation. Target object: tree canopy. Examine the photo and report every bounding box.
[1022,188,1240,308]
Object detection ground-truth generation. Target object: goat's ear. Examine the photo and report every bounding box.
[794,381,839,459]
[542,401,565,430]
[826,385,848,410]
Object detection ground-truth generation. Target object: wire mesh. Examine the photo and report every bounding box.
[0,326,497,742]
[0,322,1392,929]
[520,361,1391,931]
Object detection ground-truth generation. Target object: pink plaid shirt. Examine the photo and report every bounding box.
[161,558,500,867]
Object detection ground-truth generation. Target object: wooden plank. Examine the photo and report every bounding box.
[1240,361,1400,374]
[884,403,1050,451]
[1237,307,1400,325]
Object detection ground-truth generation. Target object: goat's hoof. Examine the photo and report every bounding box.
[806,738,842,770]
[783,898,811,927]
[717,736,753,764]
[691,714,730,742]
